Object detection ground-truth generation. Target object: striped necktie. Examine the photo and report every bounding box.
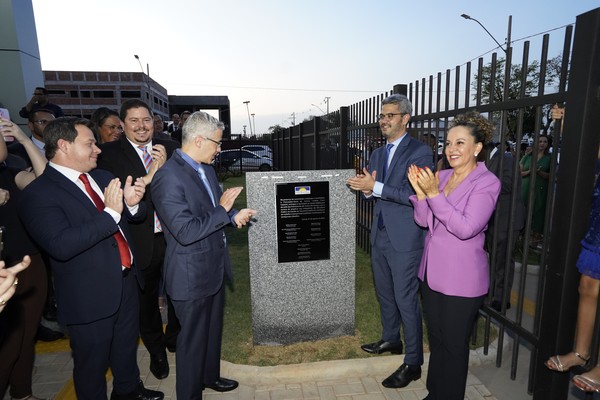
[138,145,162,232]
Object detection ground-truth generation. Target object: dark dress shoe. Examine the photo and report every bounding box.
[36,325,64,342]
[110,381,164,400]
[149,351,169,380]
[382,363,421,388]
[166,343,176,353]
[361,339,403,355]
[204,377,239,392]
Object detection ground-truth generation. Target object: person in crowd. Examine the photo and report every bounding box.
[346,94,433,389]
[152,111,256,399]
[0,257,31,314]
[0,118,54,400]
[407,111,501,400]
[486,141,526,312]
[18,87,64,119]
[89,107,122,144]
[97,99,180,380]
[520,134,553,244]
[18,117,163,400]
[153,114,173,141]
[5,109,64,341]
[167,113,180,133]
[170,110,190,143]
[7,109,55,165]
[545,144,600,393]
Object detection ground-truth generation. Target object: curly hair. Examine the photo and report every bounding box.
[448,111,494,146]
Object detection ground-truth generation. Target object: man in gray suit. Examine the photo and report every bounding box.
[347,94,433,388]
[152,111,256,399]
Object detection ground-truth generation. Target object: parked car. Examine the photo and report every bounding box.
[241,144,273,159]
[215,149,273,172]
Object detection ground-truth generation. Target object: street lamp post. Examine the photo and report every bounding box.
[311,104,326,115]
[243,101,253,136]
[461,13,513,141]
[460,14,507,53]
[251,113,256,136]
[133,55,151,102]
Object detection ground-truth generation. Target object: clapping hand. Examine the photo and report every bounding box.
[408,165,440,199]
[234,208,258,229]
[123,176,146,207]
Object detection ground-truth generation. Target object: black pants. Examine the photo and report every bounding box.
[0,253,47,399]
[421,279,483,400]
[138,233,180,355]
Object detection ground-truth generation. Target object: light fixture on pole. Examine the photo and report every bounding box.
[133,54,151,101]
[460,14,507,54]
[311,104,326,115]
[251,113,256,136]
[243,101,253,136]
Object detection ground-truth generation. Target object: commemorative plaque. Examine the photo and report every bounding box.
[276,181,330,263]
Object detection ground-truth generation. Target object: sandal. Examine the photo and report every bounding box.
[573,373,600,393]
[545,352,589,372]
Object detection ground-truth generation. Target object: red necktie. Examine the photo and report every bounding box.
[79,173,132,268]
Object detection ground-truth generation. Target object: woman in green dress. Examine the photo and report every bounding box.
[520,134,552,242]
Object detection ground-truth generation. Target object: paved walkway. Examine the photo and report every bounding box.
[8,340,505,400]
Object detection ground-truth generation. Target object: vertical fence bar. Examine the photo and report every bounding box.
[534,8,600,400]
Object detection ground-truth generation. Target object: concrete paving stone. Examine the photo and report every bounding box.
[351,393,387,400]
[256,384,287,391]
[380,388,404,400]
[156,376,177,396]
[317,385,337,400]
[359,377,380,394]
[286,383,302,389]
[346,377,363,384]
[269,387,304,400]
[336,396,353,400]
[333,382,366,396]
[238,384,256,399]
[301,382,320,398]
[473,384,492,396]
[465,385,486,400]
[255,389,272,400]
[33,369,71,384]
[399,390,423,400]
[316,379,348,387]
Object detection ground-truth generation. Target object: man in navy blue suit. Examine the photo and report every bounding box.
[347,94,433,389]
[153,111,256,399]
[19,118,163,400]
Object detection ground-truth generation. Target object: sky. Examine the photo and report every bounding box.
[30,0,600,136]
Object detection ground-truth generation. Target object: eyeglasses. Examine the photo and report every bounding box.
[203,136,222,147]
[377,113,405,121]
[33,120,51,125]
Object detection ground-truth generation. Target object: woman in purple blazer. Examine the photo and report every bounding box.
[407,111,501,400]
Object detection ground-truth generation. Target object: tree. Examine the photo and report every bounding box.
[474,55,563,139]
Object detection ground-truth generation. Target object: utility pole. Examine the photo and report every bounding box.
[251,113,256,136]
[324,97,331,114]
[243,125,247,136]
[243,101,253,136]
[133,54,151,103]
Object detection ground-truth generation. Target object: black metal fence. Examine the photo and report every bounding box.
[272,7,600,399]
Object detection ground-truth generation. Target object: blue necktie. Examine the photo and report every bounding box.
[197,166,217,206]
[378,143,394,229]
[381,143,394,181]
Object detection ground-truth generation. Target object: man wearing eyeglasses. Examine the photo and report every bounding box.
[347,94,433,389]
[97,99,180,380]
[18,87,64,119]
[7,109,56,167]
[152,111,256,399]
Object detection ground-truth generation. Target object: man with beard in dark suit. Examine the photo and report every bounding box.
[97,100,180,380]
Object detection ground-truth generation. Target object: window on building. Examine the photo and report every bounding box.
[70,91,79,98]
[121,90,141,98]
[80,91,91,98]
[93,90,114,98]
